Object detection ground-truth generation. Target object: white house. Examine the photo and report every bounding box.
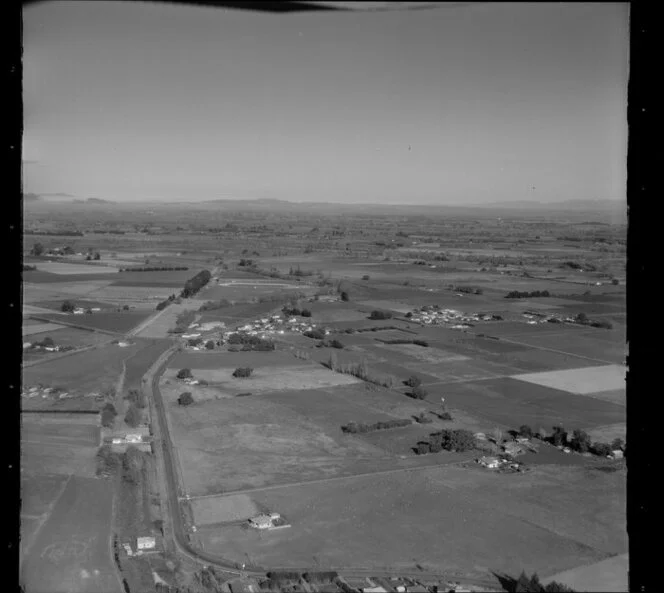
[136,536,156,551]
[248,515,275,530]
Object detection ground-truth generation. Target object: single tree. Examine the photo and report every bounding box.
[611,437,625,451]
[178,392,194,406]
[31,242,44,256]
[410,386,428,400]
[233,367,254,378]
[176,368,193,380]
[404,375,422,388]
[570,429,591,453]
[519,425,534,439]
[205,340,215,350]
[61,300,75,313]
[124,403,142,428]
[340,291,349,302]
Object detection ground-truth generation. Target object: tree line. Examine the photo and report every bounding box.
[505,290,551,299]
[415,429,476,455]
[341,418,412,434]
[120,266,189,272]
[180,269,212,298]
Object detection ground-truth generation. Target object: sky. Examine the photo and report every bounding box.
[22,1,629,205]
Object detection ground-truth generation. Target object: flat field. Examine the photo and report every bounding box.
[20,475,122,593]
[23,322,68,336]
[31,261,120,275]
[191,494,260,526]
[197,463,624,579]
[513,365,625,395]
[422,377,625,431]
[22,342,144,396]
[542,553,628,592]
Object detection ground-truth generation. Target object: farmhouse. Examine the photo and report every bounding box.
[136,536,156,551]
[247,513,281,530]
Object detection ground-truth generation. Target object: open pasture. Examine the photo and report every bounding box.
[22,342,142,395]
[21,440,97,477]
[373,342,471,364]
[20,475,121,593]
[357,299,414,314]
[22,415,99,448]
[191,494,259,526]
[31,261,120,275]
[24,280,116,302]
[122,338,174,391]
[542,553,628,593]
[169,349,299,370]
[23,327,111,349]
[23,322,68,336]
[423,377,626,430]
[21,472,70,519]
[585,422,626,444]
[33,309,152,334]
[304,302,370,323]
[167,393,387,494]
[175,364,362,394]
[199,465,613,579]
[513,364,625,395]
[503,332,626,365]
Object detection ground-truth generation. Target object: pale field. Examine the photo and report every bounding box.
[22,322,67,336]
[87,285,182,308]
[542,553,628,592]
[184,365,362,394]
[23,280,115,300]
[373,343,471,364]
[33,261,119,275]
[134,301,205,338]
[585,423,626,444]
[191,494,259,525]
[513,364,625,395]
[23,304,65,316]
[356,300,413,314]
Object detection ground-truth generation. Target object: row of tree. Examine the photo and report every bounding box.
[415,429,476,455]
[516,424,625,457]
[180,269,212,298]
[120,266,189,272]
[227,333,275,351]
[341,418,412,434]
[282,306,312,317]
[505,290,551,299]
[369,310,393,320]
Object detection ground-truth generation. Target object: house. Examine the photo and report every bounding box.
[248,514,274,530]
[125,434,142,444]
[136,536,156,551]
[363,587,387,593]
[611,450,624,459]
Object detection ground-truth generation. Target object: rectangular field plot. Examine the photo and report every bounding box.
[32,310,152,334]
[167,395,388,495]
[169,350,297,370]
[21,441,97,478]
[197,465,613,579]
[22,342,142,395]
[23,322,67,336]
[357,300,413,314]
[30,261,120,275]
[191,494,259,526]
[513,365,625,395]
[23,327,111,350]
[374,343,471,364]
[423,377,625,430]
[22,417,99,448]
[20,476,121,593]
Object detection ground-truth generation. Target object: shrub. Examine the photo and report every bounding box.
[438,411,453,421]
[124,403,142,428]
[233,367,254,378]
[412,339,429,347]
[178,392,194,406]
[236,392,252,397]
[405,311,413,318]
[205,340,215,350]
[414,412,433,424]
[518,425,534,439]
[570,429,591,453]
[303,329,326,340]
[415,442,431,455]
[340,291,349,301]
[121,446,144,485]
[341,418,411,434]
[611,437,625,451]
[362,275,370,280]
[95,445,121,477]
[591,442,612,457]
[404,375,422,388]
[61,300,75,313]
[301,309,312,317]
[409,386,428,400]
[369,310,392,320]
[176,368,193,379]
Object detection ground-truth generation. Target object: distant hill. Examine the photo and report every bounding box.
[23,193,41,202]
[476,199,625,211]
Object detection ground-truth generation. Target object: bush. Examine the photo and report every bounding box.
[341,418,411,434]
[369,310,392,320]
[178,392,194,406]
[415,442,431,455]
[303,329,326,340]
[518,425,534,439]
[404,375,422,388]
[362,275,370,280]
[180,269,212,298]
[570,429,591,453]
[176,368,193,380]
[340,291,349,301]
[205,340,215,350]
[591,442,612,457]
[611,438,625,451]
[95,445,121,477]
[438,411,453,421]
[61,300,75,313]
[233,367,254,378]
[424,429,476,453]
[301,309,312,317]
[414,412,433,424]
[409,386,428,400]
[124,403,142,428]
[412,339,429,347]
[121,446,144,485]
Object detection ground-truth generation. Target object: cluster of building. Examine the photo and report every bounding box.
[247,512,290,531]
[70,306,102,315]
[21,385,72,399]
[22,341,71,353]
[121,535,157,557]
[476,456,525,472]
[102,426,152,452]
[408,306,501,328]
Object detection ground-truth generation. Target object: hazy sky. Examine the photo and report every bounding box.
[22,2,629,204]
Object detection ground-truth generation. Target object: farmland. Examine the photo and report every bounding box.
[22,199,627,590]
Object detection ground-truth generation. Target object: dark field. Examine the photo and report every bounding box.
[423,377,625,430]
